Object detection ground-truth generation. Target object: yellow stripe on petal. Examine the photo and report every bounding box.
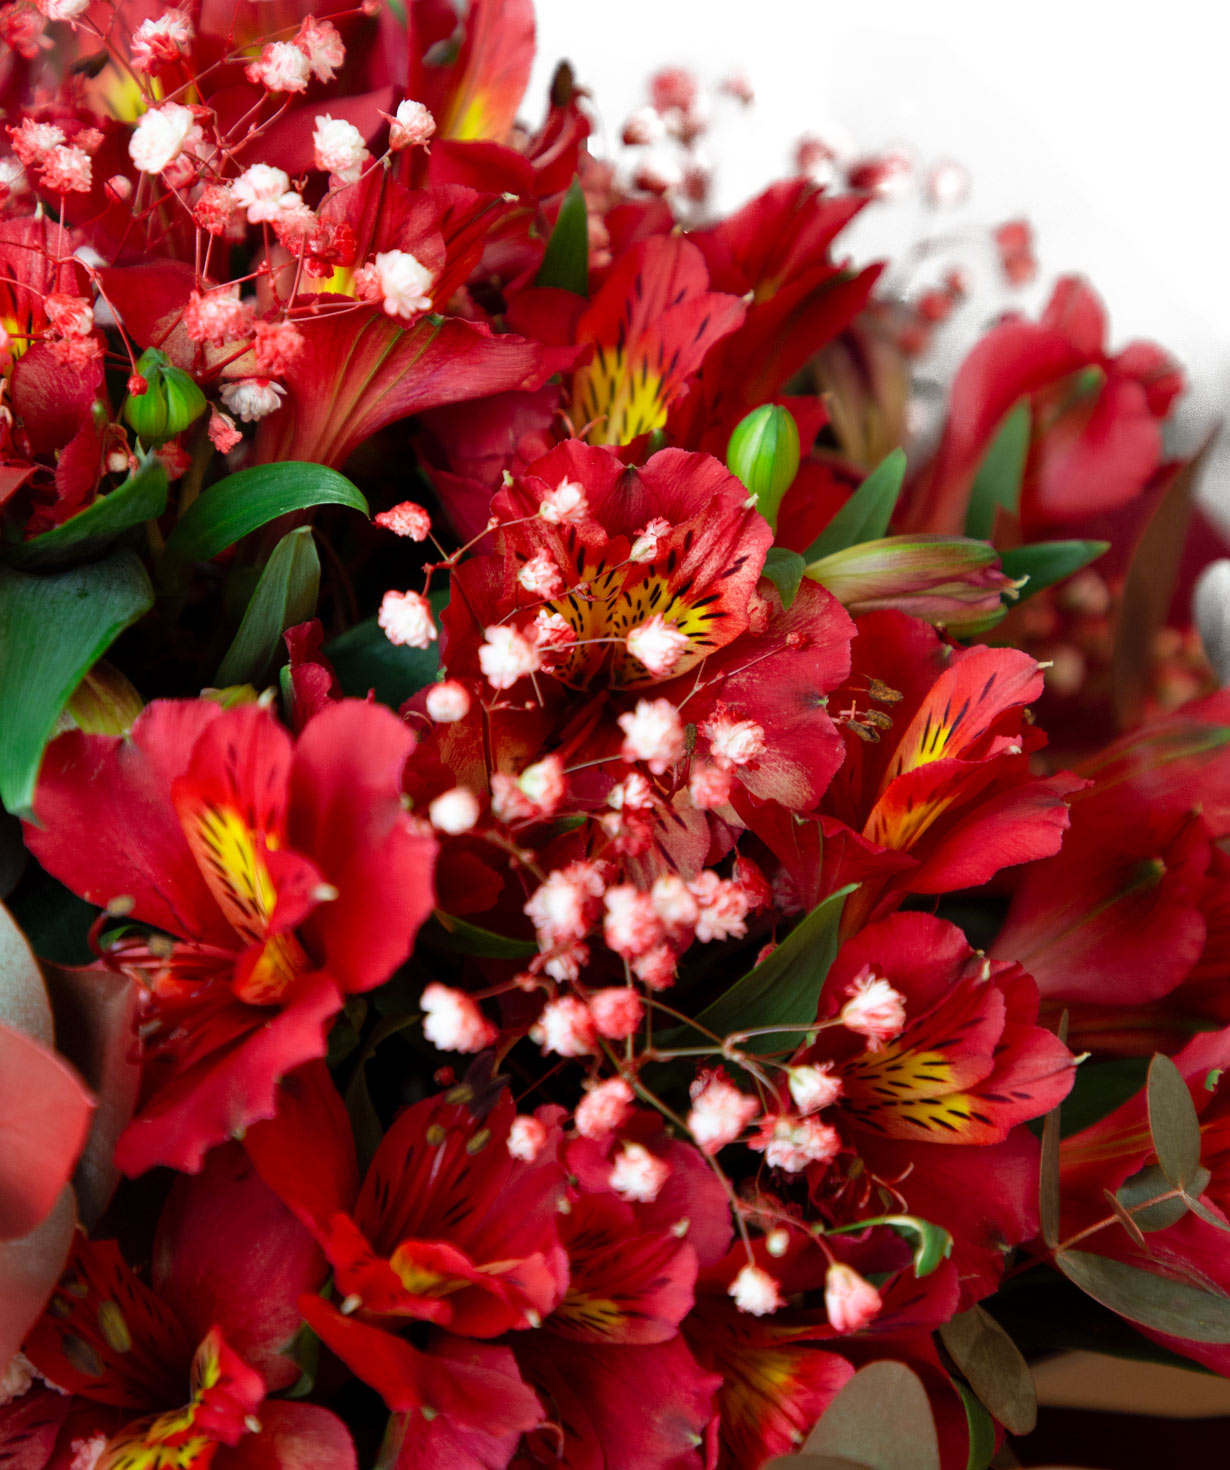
[571,344,669,446]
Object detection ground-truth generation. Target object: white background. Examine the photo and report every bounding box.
[527,0,1230,517]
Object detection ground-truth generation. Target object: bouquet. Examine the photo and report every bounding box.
[1,2,1228,1467]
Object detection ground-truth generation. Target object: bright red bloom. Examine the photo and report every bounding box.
[906,276,1183,536]
[21,1145,353,1468]
[25,699,436,1175]
[819,611,1081,929]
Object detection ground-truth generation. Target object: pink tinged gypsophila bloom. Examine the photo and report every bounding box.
[313,114,369,182]
[9,119,64,166]
[131,9,193,71]
[824,1263,883,1333]
[700,708,767,770]
[518,549,567,599]
[618,698,685,773]
[689,871,750,943]
[589,986,644,1038]
[689,760,733,810]
[729,1263,784,1317]
[425,680,470,723]
[0,11,47,63]
[129,101,197,174]
[219,378,285,421]
[651,874,700,936]
[194,183,234,236]
[609,1141,671,1202]
[839,968,907,1049]
[296,14,344,81]
[183,289,254,346]
[627,614,690,678]
[531,995,597,1057]
[208,411,242,453]
[254,320,304,376]
[388,98,435,149]
[750,1115,841,1173]
[787,1064,843,1115]
[603,885,664,960]
[44,292,93,336]
[246,39,311,93]
[538,477,588,525]
[687,1075,759,1155]
[367,250,434,320]
[69,1436,106,1470]
[479,624,540,690]
[575,1077,635,1139]
[629,517,672,563]
[525,863,605,948]
[378,590,437,649]
[40,144,91,192]
[232,164,301,224]
[375,501,432,540]
[428,787,480,834]
[420,982,497,1053]
[507,1114,548,1161]
[35,0,86,20]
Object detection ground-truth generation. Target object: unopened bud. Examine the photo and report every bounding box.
[725,404,800,530]
[122,347,206,446]
[58,663,143,737]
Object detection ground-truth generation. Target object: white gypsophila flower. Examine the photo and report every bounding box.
[128,102,196,175]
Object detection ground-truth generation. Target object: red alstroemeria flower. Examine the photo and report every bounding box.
[509,1119,728,1469]
[246,1074,566,1452]
[24,698,436,1175]
[905,275,1184,536]
[819,611,1082,930]
[796,914,1074,1301]
[21,1145,354,1469]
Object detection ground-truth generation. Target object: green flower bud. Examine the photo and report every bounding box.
[122,347,207,446]
[806,534,1021,637]
[726,404,800,530]
[53,662,143,738]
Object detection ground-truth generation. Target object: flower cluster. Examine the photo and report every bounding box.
[0,2,1228,1469]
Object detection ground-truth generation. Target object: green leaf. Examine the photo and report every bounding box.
[804,450,906,562]
[1117,1162,1208,1232]
[954,1382,996,1470]
[1147,1051,1203,1190]
[325,588,449,709]
[429,912,538,960]
[762,547,806,610]
[827,1214,952,1278]
[964,402,1029,540]
[0,552,154,819]
[998,540,1108,600]
[939,1304,1037,1435]
[215,528,320,686]
[669,884,855,1057]
[4,456,167,569]
[1056,1249,1230,1342]
[806,1361,941,1470]
[163,462,368,564]
[534,177,589,295]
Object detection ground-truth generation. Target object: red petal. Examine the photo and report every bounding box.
[219,1401,357,1470]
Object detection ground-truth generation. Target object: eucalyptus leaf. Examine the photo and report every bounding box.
[762,547,806,610]
[0,552,154,819]
[216,527,320,686]
[964,402,1029,540]
[1147,1051,1202,1190]
[1116,1163,1207,1233]
[998,540,1108,600]
[939,1304,1037,1435]
[163,462,368,564]
[805,1361,941,1470]
[1056,1249,1230,1342]
[4,455,167,569]
[804,451,906,562]
[534,177,589,295]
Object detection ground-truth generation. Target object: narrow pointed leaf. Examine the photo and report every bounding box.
[806,1361,941,1470]
[762,546,806,609]
[964,401,1029,540]
[670,884,856,1056]
[997,540,1107,600]
[216,528,320,686]
[4,456,167,569]
[163,462,368,564]
[0,551,154,819]
[429,912,537,959]
[804,450,906,561]
[1147,1051,1202,1190]
[953,1382,996,1470]
[939,1304,1037,1435]
[534,177,589,295]
[1057,1249,1230,1341]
